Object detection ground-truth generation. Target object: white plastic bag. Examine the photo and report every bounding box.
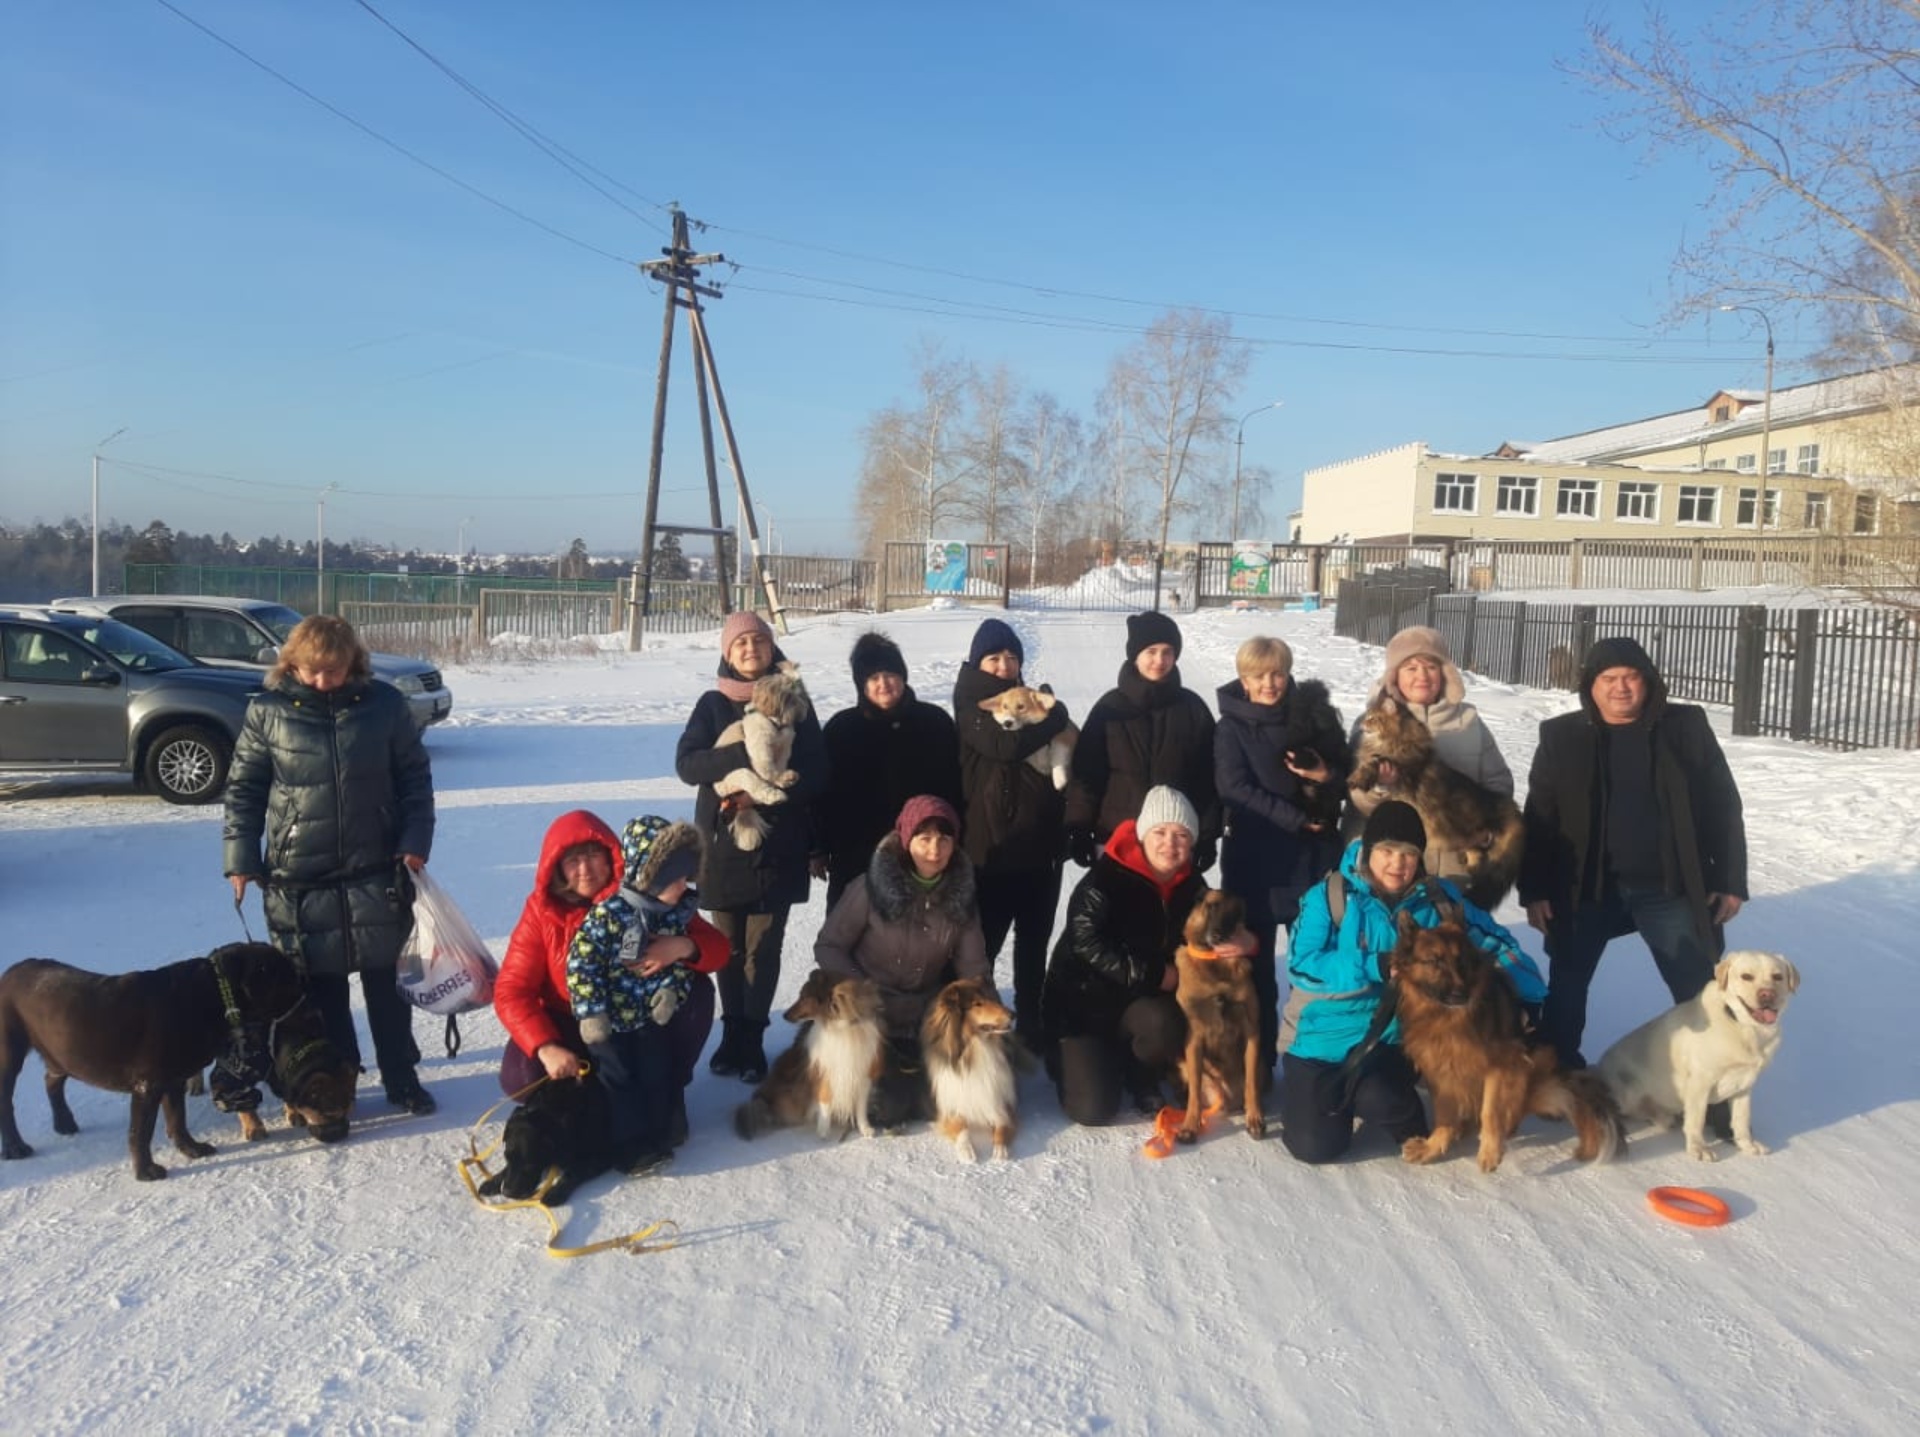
[396,868,498,1016]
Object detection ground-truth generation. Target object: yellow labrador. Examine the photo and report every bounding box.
[1596,951,1800,1161]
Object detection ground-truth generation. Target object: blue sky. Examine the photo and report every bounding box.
[0,1,1810,557]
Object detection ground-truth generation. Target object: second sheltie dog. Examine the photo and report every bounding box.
[920,978,1018,1162]
[1172,889,1265,1143]
[734,969,884,1141]
[1390,914,1623,1173]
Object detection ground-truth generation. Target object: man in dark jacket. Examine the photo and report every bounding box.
[1520,636,1747,1074]
[814,630,963,912]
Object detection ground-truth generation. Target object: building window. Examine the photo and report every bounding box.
[1804,492,1829,530]
[1795,443,1821,475]
[1767,447,1787,474]
[1713,403,1731,422]
[1555,477,1598,519]
[1736,487,1780,528]
[1677,485,1720,526]
[1616,482,1659,522]
[1705,458,1729,470]
[1433,472,1477,514]
[1854,492,1879,534]
[1736,454,1756,473]
[1495,474,1539,517]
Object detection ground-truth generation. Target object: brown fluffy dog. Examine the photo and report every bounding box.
[734,969,884,1141]
[976,685,1079,791]
[1172,889,1265,1143]
[1390,915,1623,1173]
[921,978,1018,1161]
[712,667,811,851]
[1349,694,1525,910]
[0,943,305,1181]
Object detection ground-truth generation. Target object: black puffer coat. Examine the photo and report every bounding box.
[952,661,1070,873]
[1041,822,1207,1043]
[814,833,988,1039]
[816,687,963,896]
[222,675,434,977]
[674,678,829,912]
[1065,662,1219,847]
[1214,677,1351,927]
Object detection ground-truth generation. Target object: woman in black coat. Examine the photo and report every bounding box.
[223,616,437,1113]
[1065,611,1220,872]
[814,630,962,913]
[951,617,1071,1050]
[674,611,829,1083]
[1213,634,1350,1076]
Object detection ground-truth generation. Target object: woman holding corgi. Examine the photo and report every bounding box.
[952,617,1073,1053]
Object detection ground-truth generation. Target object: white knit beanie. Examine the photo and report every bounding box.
[1136,785,1198,839]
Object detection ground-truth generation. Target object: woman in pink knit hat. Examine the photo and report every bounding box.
[673,611,829,1083]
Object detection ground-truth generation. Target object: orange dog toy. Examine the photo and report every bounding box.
[1647,1186,1733,1227]
[1141,1100,1222,1159]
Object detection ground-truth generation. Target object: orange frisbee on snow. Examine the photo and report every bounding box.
[1647,1186,1733,1227]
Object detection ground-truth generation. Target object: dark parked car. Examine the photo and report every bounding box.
[0,607,262,803]
[51,595,453,731]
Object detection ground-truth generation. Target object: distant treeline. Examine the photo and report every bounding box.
[0,519,684,604]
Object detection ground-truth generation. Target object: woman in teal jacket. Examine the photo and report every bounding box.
[1278,801,1544,1165]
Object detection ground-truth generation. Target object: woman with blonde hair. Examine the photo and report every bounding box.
[224,615,438,1113]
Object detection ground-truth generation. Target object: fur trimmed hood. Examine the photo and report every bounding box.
[864,831,977,926]
[619,816,704,895]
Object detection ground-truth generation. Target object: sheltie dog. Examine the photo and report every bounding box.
[734,969,884,1141]
[1172,889,1265,1143]
[976,685,1078,791]
[1390,914,1623,1173]
[920,978,1018,1162]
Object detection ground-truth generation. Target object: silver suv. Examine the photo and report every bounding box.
[0,607,262,803]
[53,595,452,731]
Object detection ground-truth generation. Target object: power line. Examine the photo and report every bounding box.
[102,456,704,503]
[151,0,638,266]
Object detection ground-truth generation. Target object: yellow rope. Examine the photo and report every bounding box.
[457,1068,679,1260]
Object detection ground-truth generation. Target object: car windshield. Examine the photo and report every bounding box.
[252,605,306,644]
[64,617,197,673]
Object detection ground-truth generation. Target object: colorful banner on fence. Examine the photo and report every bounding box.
[925,540,968,593]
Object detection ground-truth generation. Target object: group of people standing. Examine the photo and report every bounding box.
[220,606,1747,1173]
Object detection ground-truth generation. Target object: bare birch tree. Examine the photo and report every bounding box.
[962,364,1024,542]
[1006,391,1084,586]
[854,341,980,552]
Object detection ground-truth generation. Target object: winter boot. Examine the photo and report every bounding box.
[735,1019,770,1085]
[709,1018,746,1078]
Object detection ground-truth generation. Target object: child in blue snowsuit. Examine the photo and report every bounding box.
[567,816,703,1174]
[1278,800,1545,1165]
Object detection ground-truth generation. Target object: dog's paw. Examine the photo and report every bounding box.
[179,1138,217,1160]
[135,1160,168,1181]
[775,770,799,788]
[476,1171,506,1198]
[991,1140,1011,1161]
[1175,1126,1199,1145]
[1401,1136,1440,1165]
[1738,1138,1770,1157]
[1476,1146,1505,1175]
[1,1138,33,1160]
[52,1112,79,1137]
[1687,1139,1718,1162]
[952,1137,977,1164]
[238,1113,269,1142]
[1245,1114,1266,1141]
[856,1120,875,1140]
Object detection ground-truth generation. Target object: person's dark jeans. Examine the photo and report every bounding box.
[585,1025,675,1159]
[976,864,1063,1043]
[1279,1047,1428,1166]
[710,907,790,1025]
[498,973,715,1097]
[1540,883,1721,1069]
[308,967,419,1092]
[1053,995,1186,1127]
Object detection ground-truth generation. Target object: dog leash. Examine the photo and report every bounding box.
[457,1068,678,1260]
[233,893,256,943]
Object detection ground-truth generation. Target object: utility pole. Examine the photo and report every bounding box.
[91,427,127,593]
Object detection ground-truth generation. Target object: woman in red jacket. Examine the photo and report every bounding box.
[494,810,727,1139]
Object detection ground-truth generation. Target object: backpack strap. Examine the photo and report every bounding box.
[1325,870,1347,927]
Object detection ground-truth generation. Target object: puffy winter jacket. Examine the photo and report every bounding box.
[222,674,433,976]
[1066,662,1220,850]
[816,687,963,898]
[566,818,704,1036]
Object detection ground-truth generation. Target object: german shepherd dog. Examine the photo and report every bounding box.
[230,1002,359,1146]
[1349,694,1526,911]
[712,666,811,852]
[976,684,1078,791]
[1389,914,1623,1173]
[921,978,1018,1162]
[0,943,306,1181]
[734,969,885,1141]
[1171,889,1265,1143]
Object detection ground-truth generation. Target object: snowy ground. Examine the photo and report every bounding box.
[3,602,1917,1435]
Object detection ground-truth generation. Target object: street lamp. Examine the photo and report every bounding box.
[1719,304,1776,518]
[1232,401,1284,541]
[316,482,338,612]
[91,427,127,593]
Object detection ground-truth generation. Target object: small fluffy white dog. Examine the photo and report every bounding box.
[1597,951,1800,1161]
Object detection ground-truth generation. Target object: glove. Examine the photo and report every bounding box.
[1193,840,1217,875]
[578,1014,613,1047]
[1065,827,1097,868]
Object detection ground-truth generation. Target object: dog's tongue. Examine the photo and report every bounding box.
[1754,1007,1778,1025]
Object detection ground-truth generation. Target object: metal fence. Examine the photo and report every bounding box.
[1336,582,1920,750]
[879,542,1012,611]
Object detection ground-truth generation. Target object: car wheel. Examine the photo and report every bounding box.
[143,724,231,805]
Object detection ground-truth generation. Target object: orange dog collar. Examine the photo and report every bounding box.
[1647,1186,1733,1227]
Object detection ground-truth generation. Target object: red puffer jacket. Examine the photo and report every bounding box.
[494,809,727,1061]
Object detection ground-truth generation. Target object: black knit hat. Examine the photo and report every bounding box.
[850,630,908,689]
[967,617,1024,668]
[1362,800,1428,854]
[1125,610,1183,661]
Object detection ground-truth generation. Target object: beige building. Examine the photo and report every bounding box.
[1299,366,1920,544]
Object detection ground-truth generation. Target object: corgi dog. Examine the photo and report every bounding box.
[734,970,884,1141]
[921,978,1018,1162]
[977,685,1078,791]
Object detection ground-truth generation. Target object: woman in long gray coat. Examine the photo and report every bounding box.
[815,795,988,1126]
[223,615,437,1113]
